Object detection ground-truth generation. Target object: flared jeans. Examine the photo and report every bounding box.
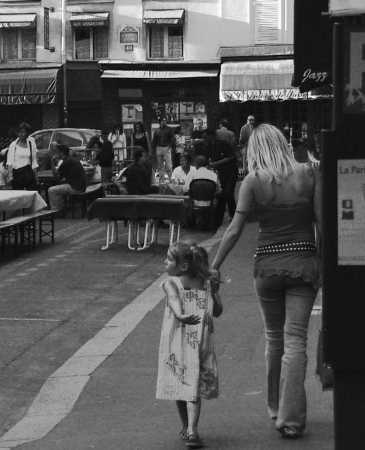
[254,275,316,432]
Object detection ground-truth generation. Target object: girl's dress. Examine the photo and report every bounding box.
[156,277,218,402]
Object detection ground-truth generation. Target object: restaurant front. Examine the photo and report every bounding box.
[99,61,219,146]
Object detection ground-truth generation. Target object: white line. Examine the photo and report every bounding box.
[0,231,224,449]
[0,318,61,322]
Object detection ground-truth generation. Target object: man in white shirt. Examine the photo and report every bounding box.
[184,155,220,193]
[171,153,196,188]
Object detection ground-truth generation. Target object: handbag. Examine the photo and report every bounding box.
[212,293,223,317]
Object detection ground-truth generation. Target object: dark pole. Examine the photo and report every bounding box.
[61,0,68,127]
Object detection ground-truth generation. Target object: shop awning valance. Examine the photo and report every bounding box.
[70,13,109,27]
[143,9,185,25]
[101,69,217,79]
[220,59,307,102]
[0,14,36,28]
[0,68,58,105]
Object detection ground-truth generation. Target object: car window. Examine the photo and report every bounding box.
[33,131,52,150]
[52,131,83,148]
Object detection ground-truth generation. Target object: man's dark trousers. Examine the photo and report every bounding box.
[215,172,237,228]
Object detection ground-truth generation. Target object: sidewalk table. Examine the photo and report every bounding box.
[0,190,47,220]
[88,194,188,251]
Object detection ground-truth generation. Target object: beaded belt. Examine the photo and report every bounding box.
[255,240,316,258]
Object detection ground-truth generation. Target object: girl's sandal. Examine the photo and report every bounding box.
[278,426,302,439]
[179,428,188,441]
[185,433,204,448]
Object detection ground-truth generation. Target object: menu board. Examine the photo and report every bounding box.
[338,159,365,265]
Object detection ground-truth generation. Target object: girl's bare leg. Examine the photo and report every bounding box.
[176,401,188,432]
[187,399,201,436]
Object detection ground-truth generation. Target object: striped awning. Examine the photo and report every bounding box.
[102,69,217,79]
[143,9,185,25]
[70,13,109,27]
[0,69,58,105]
[0,14,36,28]
[220,59,307,102]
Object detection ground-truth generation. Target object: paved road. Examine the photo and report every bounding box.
[0,218,210,440]
[0,221,333,449]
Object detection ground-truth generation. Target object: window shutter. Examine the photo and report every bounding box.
[254,0,281,44]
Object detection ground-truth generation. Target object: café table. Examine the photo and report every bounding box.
[0,190,47,220]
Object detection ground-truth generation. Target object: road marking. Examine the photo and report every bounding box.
[244,391,263,396]
[0,318,61,322]
[0,231,224,449]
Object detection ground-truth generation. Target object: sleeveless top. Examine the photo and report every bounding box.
[133,134,148,151]
[254,202,320,287]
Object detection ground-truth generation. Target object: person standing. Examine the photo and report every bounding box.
[132,122,151,154]
[216,118,236,149]
[156,242,221,448]
[7,122,38,190]
[239,115,255,175]
[211,124,321,439]
[151,118,176,173]
[108,124,126,161]
[94,132,114,183]
[48,145,87,213]
[173,126,186,168]
[205,129,238,228]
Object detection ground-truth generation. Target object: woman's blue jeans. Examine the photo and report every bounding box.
[254,276,316,432]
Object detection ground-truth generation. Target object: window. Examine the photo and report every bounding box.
[33,131,53,151]
[52,131,83,148]
[74,27,108,60]
[148,25,183,59]
[1,28,36,61]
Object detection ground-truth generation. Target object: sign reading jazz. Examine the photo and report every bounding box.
[338,159,365,265]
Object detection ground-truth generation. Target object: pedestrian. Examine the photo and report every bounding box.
[0,149,10,188]
[211,123,321,439]
[6,122,38,190]
[239,115,255,175]
[93,131,114,183]
[156,242,222,448]
[205,129,238,228]
[131,121,151,154]
[48,145,87,214]
[216,118,236,149]
[151,117,176,173]
[108,124,126,161]
[173,126,186,168]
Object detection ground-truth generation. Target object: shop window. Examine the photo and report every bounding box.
[0,28,36,62]
[74,27,108,60]
[148,25,183,59]
[254,0,282,44]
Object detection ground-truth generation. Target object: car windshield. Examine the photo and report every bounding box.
[52,131,83,148]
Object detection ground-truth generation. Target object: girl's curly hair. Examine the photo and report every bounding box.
[168,241,211,282]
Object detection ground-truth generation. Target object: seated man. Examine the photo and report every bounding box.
[171,153,196,187]
[125,149,158,195]
[48,145,87,212]
[184,155,220,193]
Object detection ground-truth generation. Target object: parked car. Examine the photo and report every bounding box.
[31,128,101,170]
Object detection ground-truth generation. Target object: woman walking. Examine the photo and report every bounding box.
[132,122,151,154]
[211,124,321,439]
[7,122,38,190]
[108,124,126,161]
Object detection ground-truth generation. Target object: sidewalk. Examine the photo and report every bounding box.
[4,223,333,450]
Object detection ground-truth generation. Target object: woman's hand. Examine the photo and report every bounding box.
[178,314,201,325]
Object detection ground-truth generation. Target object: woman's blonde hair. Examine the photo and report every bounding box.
[247,123,298,183]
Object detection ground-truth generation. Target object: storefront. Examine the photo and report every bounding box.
[218,45,332,143]
[99,61,219,145]
[0,66,61,144]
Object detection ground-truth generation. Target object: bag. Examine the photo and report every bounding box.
[12,165,36,189]
[316,328,334,390]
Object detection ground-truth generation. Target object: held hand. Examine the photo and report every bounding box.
[210,269,221,292]
[178,314,201,325]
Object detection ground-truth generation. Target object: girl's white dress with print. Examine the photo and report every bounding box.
[156,277,218,401]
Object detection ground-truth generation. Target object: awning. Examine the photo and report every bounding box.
[0,69,58,105]
[0,14,36,28]
[102,69,218,79]
[220,59,307,102]
[143,9,185,25]
[70,13,109,27]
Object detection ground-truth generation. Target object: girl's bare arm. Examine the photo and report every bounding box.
[163,279,201,324]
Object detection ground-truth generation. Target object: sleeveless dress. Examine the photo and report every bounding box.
[254,202,320,288]
[156,277,219,402]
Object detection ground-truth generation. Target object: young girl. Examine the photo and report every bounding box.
[156,242,222,448]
